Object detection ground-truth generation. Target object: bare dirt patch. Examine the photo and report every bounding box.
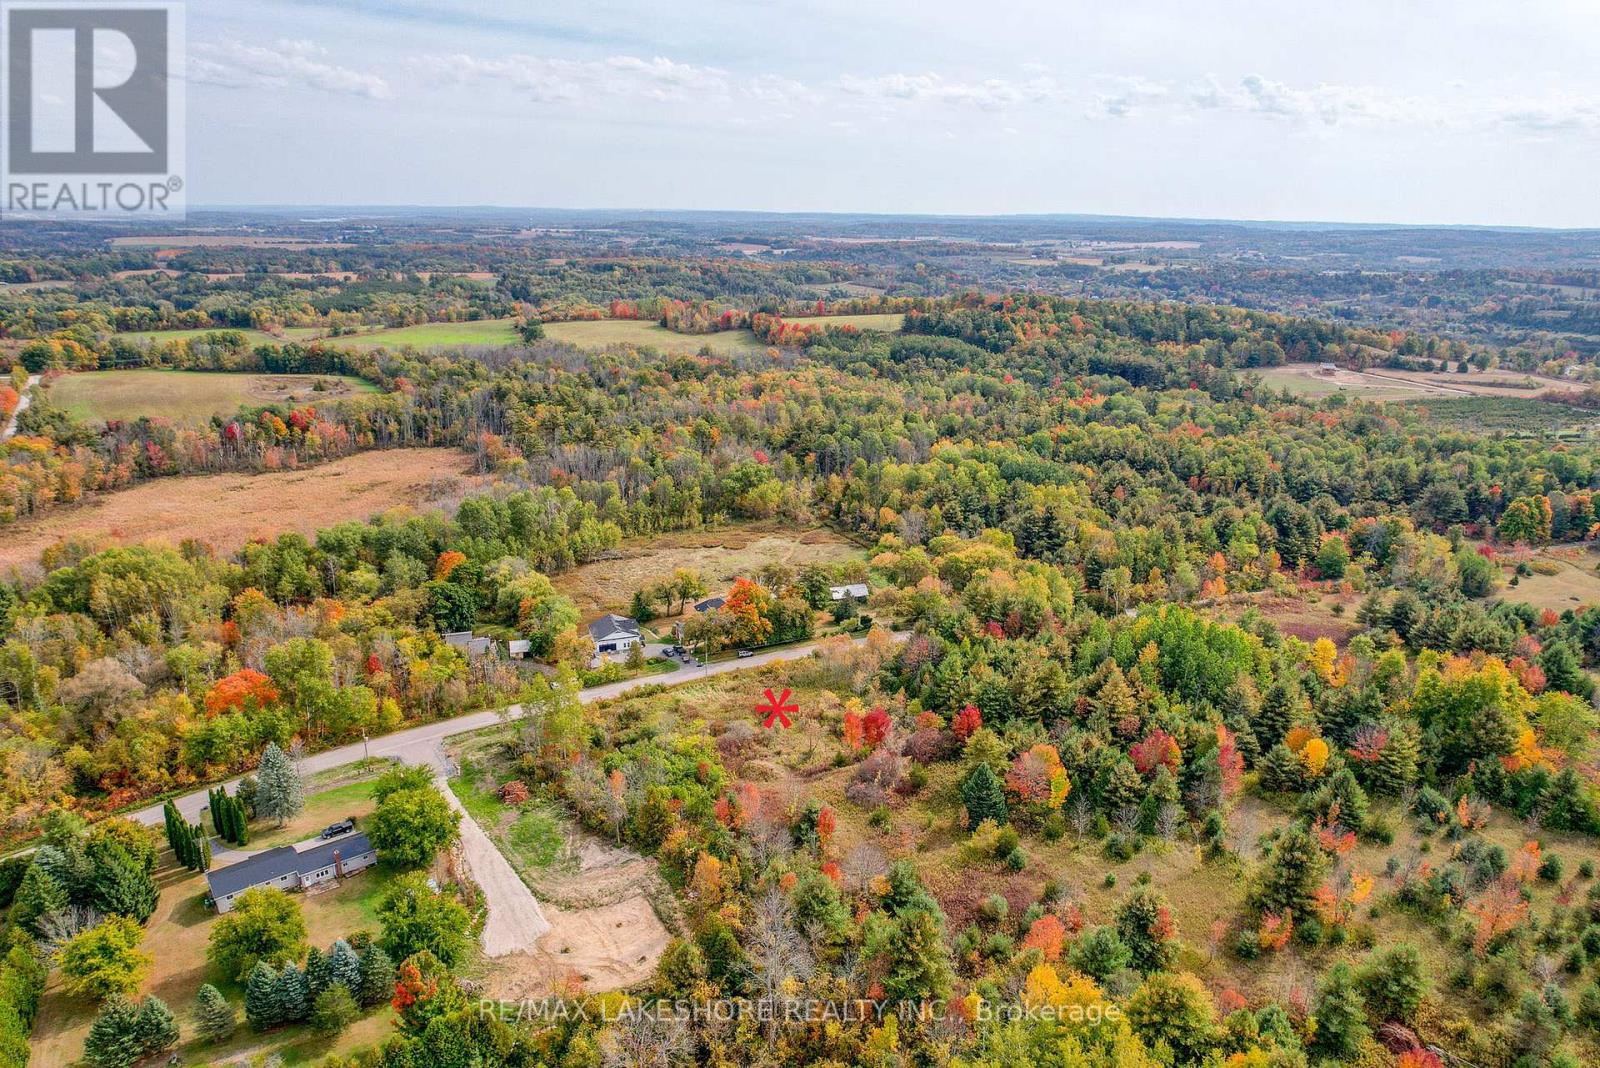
[0,448,480,571]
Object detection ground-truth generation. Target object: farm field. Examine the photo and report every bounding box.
[788,312,904,331]
[45,369,376,423]
[118,326,327,346]
[0,447,480,570]
[543,318,768,355]
[1491,542,1600,613]
[28,863,391,1068]
[550,522,866,616]
[1257,363,1576,403]
[319,319,521,350]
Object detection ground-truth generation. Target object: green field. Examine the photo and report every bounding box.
[320,318,522,350]
[543,318,768,355]
[48,369,377,423]
[789,312,904,331]
[119,326,326,346]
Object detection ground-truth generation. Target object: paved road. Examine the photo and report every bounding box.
[130,632,894,830]
[1,374,38,440]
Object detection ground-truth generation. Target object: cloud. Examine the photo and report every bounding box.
[192,40,391,99]
[836,72,1063,111]
[1086,77,1169,119]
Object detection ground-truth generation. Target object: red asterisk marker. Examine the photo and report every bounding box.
[757,687,797,729]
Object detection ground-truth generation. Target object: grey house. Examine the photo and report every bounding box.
[587,613,642,655]
[206,832,377,913]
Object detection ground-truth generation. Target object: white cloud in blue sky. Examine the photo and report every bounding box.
[188,0,1600,226]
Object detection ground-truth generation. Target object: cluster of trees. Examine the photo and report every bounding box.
[0,496,594,831]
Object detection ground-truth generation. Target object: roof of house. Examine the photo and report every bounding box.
[206,832,374,900]
[587,614,641,639]
[694,597,725,612]
[830,582,870,598]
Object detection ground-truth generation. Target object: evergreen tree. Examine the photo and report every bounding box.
[883,909,954,1004]
[130,996,178,1060]
[1310,963,1367,1059]
[1116,886,1178,973]
[328,940,362,996]
[255,743,304,826]
[245,961,280,1031]
[356,945,395,1008]
[1356,943,1427,1024]
[195,983,237,1043]
[9,864,67,936]
[959,762,1008,829]
[1251,822,1326,924]
[88,841,158,924]
[304,945,330,999]
[81,996,141,1068]
[275,961,309,1023]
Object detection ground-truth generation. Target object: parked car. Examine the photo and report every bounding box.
[319,819,355,840]
[737,649,755,658]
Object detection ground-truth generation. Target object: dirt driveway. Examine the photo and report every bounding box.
[436,769,552,956]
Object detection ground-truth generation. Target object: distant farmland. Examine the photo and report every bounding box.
[0,448,479,569]
[320,319,522,350]
[542,319,769,355]
[47,369,377,423]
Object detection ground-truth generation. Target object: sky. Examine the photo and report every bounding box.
[183,0,1600,227]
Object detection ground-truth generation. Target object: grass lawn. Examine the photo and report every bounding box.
[28,864,392,1068]
[46,369,377,423]
[239,775,382,852]
[542,319,768,356]
[449,758,565,877]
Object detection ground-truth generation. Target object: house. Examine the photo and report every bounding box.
[507,639,532,659]
[587,614,643,655]
[829,583,870,602]
[694,596,725,613]
[443,631,494,657]
[206,832,377,914]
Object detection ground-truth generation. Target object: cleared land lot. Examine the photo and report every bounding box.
[321,319,522,350]
[118,326,326,345]
[788,312,904,331]
[552,522,865,616]
[543,319,768,355]
[0,447,479,570]
[46,369,375,423]
[1256,363,1570,401]
[1494,543,1600,613]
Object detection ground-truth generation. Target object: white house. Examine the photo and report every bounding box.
[829,583,870,602]
[587,614,643,655]
[206,832,377,913]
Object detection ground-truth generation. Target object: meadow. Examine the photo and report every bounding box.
[46,369,376,424]
[542,319,769,355]
[0,447,480,569]
[550,522,866,616]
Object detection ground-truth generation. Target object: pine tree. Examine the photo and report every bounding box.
[10,864,67,935]
[233,795,249,846]
[328,940,362,996]
[304,946,330,999]
[884,909,954,1003]
[356,945,395,1008]
[255,743,304,827]
[1310,963,1368,1059]
[130,996,178,1059]
[195,983,237,1043]
[245,961,280,1031]
[275,961,309,1023]
[959,762,1007,829]
[81,996,141,1068]
[88,840,159,923]
[1252,822,1327,924]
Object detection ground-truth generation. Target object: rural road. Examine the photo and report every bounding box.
[0,374,38,439]
[129,632,899,830]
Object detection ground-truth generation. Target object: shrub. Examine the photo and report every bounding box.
[310,985,359,1036]
[498,780,530,805]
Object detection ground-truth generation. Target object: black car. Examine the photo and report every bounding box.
[319,819,355,839]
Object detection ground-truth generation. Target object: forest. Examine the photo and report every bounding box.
[2,222,1600,1068]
